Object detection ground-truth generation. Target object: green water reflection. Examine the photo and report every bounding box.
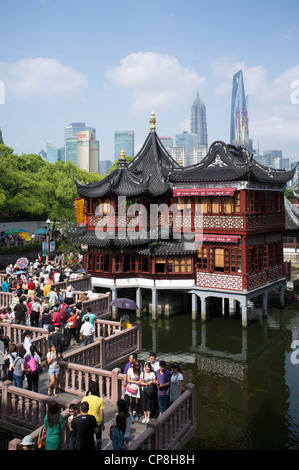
[136,300,299,450]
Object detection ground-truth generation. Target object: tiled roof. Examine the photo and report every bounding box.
[75,131,297,200]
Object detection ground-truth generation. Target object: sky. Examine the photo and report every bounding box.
[1,0,299,164]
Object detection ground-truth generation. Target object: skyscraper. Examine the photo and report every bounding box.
[114,131,134,161]
[77,130,99,173]
[65,122,86,163]
[230,70,252,151]
[191,93,208,148]
[175,132,199,166]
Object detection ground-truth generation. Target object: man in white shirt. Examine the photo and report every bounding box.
[148,352,160,371]
[80,316,95,346]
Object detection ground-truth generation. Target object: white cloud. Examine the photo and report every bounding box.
[106,51,205,112]
[0,57,88,103]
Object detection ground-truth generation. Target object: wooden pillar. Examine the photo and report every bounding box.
[191,293,198,321]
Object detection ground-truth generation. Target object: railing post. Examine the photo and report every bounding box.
[111,368,121,405]
[1,380,11,422]
[185,383,196,426]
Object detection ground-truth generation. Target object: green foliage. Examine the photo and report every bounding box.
[285,188,295,202]
[0,144,103,221]
[0,128,4,145]
[109,156,133,174]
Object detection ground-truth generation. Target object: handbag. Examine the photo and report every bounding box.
[126,384,138,394]
[143,383,156,398]
[37,425,47,450]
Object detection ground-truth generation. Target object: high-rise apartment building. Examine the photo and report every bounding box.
[114,131,134,161]
[191,93,208,148]
[46,144,65,164]
[65,122,98,171]
[159,136,173,154]
[230,70,252,151]
[77,130,99,173]
[65,122,87,164]
[175,132,199,166]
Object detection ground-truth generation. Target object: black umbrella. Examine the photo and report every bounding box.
[109,298,138,310]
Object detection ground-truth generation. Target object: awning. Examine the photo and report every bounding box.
[195,234,239,244]
[173,187,236,197]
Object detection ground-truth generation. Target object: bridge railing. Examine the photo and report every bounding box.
[129,383,197,450]
[7,384,196,451]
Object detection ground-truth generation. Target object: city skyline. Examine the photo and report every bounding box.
[1,1,299,163]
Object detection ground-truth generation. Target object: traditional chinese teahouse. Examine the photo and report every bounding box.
[73,111,296,326]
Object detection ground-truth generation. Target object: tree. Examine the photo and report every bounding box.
[285,188,295,202]
[0,144,103,221]
[0,128,4,145]
[108,156,133,174]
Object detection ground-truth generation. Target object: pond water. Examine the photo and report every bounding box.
[137,300,299,450]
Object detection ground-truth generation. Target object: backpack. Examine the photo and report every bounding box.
[59,304,68,320]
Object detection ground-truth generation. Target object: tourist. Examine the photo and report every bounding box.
[48,328,67,354]
[79,291,89,302]
[19,434,35,450]
[169,362,184,404]
[65,307,77,347]
[43,281,51,297]
[43,401,64,450]
[14,296,27,325]
[24,345,42,392]
[12,347,28,388]
[69,401,99,451]
[23,330,32,355]
[148,351,160,372]
[82,306,97,326]
[48,286,58,309]
[27,278,36,296]
[40,307,52,331]
[55,287,63,303]
[30,297,41,327]
[46,343,62,397]
[51,307,61,330]
[0,330,6,381]
[140,362,157,423]
[1,276,9,292]
[80,316,95,345]
[67,403,79,450]
[125,361,142,419]
[120,315,132,330]
[113,399,134,445]
[156,361,171,415]
[112,412,128,450]
[75,302,84,343]
[65,284,74,305]
[4,343,17,381]
[81,380,105,450]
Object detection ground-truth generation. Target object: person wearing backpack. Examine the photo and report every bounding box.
[24,345,42,392]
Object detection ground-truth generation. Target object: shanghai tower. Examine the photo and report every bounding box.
[230,70,252,151]
[191,93,208,148]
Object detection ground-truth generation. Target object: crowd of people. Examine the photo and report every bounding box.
[0,257,99,392]
[15,350,184,451]
[0,259,186,450]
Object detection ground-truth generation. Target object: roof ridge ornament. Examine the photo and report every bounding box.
[149,108,156,131]
[120,146,126,160]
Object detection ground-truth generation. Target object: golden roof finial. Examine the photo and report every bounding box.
[120,146,126,160]
[149,107,156,131]
[178,156,182,166]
